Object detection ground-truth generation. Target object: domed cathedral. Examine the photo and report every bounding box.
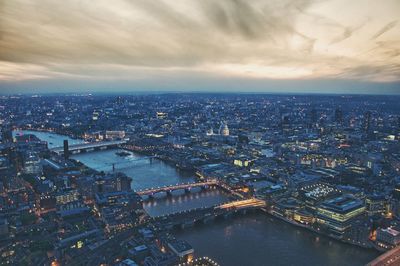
[219,121,230,136]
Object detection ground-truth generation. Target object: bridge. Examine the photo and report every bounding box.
[151,198,266,229]
[50,140,127,155]
[216,198,266,210]
[135,180,219,197]
[366,245,400,266]
[91,156,156,172]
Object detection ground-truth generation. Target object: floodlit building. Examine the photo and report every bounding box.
[219,122,229,136]
[105,130,125,140]
[316,195,365,237]
[23,152,42,175]
[376,227,400,249]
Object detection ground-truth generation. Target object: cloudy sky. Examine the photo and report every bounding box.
[0,0,399,94]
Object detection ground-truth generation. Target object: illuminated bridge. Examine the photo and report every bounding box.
[50,140,127,155]
[366,245,400,266]
[135,180,219,197]
[216,198,266,210]
[151,198,266,229]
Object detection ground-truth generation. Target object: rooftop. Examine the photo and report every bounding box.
[320,194,364,213]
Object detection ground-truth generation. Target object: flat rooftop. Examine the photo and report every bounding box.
[320,194,364,213]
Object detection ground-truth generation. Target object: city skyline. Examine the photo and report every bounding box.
[1,0,400,94]
[1,93,400,265]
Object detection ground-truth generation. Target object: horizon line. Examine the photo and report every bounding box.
[1,90,400,97]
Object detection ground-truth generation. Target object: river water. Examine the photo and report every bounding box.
[174,213,379,266]
[71,149,196,191]
[15,130,380,266]
[12,129,85,148]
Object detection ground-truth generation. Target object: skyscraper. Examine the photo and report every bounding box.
[63,140,69,159]
[1,127,13,143]
[335,108,343,124]
[363,111,371,133]
[116,174,132,191]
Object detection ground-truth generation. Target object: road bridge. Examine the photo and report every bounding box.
[216,198,266,210]
[151,197,266,229]
[366,245,400,266]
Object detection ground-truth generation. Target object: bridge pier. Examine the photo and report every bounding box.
[184,188,191,194]
[223,211,233,219]
[181,220,195,229]
[164,223,174,230]
[166,190,173,196]
[202,215,215,224]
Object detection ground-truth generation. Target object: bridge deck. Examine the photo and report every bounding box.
[217,198,266,209]
[151,197,266,227]
[367,245,400,266]
[136,180,219,196]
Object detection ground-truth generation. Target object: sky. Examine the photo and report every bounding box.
[0,0,399,94]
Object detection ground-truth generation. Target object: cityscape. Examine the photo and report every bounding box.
[0,93,399,265]
[1,0,400,265]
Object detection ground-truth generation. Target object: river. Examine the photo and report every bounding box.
[71,149,196,191]
[12,129,85,148]
[174,213,379,266]
[15,130,380,266]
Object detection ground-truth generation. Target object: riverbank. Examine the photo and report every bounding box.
[174,212,379,266]
[263,208,377,251]
[12,127,83,140]
[12,128,86,149]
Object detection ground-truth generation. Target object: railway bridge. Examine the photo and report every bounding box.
[50,140,127,155]
[135,180,219,197]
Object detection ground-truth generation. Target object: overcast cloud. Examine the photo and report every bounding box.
[0,0,399,93]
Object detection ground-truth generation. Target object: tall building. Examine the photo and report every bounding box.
[398,116,400,130]
[116,173,132,192]
[0,218,8,237]
[363,111,371,133]
[393,184,400,200]
[63,139,69,159]
[1,127,13,143]
[23,152,42,175]
[281,115,291,133]
[96,178,105,193]
[310,109,318,124]
[335,108,343,124]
